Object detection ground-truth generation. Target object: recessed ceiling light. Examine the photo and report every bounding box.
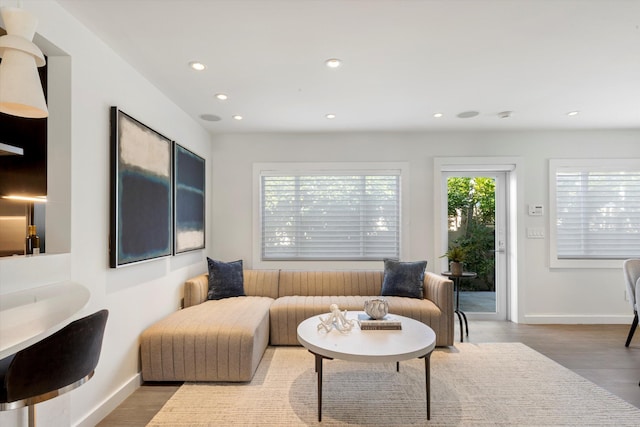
[433,112,444,118]
[325,113,336,119]
[232,115,243,121]
[199,114,221,122]
[325,58,342,68]
[567,111,580,117]
[215,93,228,100]
[189,61,206,71]
[457,111,480,119]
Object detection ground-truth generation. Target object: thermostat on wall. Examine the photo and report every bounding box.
[528,204,544,216]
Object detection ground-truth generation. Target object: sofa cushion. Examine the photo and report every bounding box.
[270,295,369,345]
[207,258,245,300]
[278,270,384,297]
[184,270,281,308]
[269,295,446,346]
[140,296,274,382]
[381,259,427,299]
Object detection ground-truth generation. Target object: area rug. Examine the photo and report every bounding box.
[148,343,640,426]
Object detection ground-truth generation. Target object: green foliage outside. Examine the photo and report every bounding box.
[447,177,496,291]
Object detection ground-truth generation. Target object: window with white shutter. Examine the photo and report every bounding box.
[550,159,640,267]
[259,169,401,261]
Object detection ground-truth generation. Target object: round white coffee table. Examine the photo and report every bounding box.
[297,311,436,421]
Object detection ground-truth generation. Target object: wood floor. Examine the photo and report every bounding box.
[97,321,640,426]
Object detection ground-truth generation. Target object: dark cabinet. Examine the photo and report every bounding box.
[0,60,47,197]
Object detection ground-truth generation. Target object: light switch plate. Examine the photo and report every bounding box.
[527,227,545,238]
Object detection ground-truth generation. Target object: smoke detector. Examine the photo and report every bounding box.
[200,114,221,122]
[457,111,479,119]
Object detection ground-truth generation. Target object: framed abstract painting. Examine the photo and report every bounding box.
[173,143,205,254]
[109,107,172,267]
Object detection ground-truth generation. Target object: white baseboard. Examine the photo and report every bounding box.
[74,373,141,427]
[522,314,634,324]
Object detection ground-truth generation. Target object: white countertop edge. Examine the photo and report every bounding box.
[0,281,91,359]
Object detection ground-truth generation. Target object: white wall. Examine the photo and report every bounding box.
[0,1,211,426]
[1,1,638,425]
[210,130,639,324]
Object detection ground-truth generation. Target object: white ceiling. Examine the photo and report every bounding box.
[56,0,640,134]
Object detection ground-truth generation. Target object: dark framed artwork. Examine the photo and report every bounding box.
[110,107,172,267]
[173,143,205,254]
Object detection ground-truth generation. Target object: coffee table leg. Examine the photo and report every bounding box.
[308,350,332,422]
[315,353,323,422]
[422,352,432,420]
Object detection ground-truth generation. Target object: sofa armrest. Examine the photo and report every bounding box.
[423,272,453,314]
[423,271,454,345]
[184,274,209,308]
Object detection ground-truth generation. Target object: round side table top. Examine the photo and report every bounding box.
[442,271,477,279]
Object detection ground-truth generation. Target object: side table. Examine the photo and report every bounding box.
[442,271,477,342]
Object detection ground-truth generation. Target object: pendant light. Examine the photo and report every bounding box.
[0,6,48,118]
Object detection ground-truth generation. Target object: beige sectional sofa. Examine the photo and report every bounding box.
[140,270,453,382]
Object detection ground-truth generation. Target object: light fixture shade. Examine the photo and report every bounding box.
[1,7,39,39]
[0,6,48,118]
[0,47,48,118]
[0,34,45,65]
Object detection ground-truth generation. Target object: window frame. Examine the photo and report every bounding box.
[549,158,640,269]
[253,162,410,270]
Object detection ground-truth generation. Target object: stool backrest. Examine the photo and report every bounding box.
[5,309,108,403]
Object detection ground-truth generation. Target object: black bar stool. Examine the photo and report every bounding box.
[0,309,108,427]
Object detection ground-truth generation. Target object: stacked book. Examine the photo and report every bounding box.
[357,313,402,330]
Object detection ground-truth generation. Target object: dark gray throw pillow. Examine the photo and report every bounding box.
[207,258,245,300]
[381,259,427,299]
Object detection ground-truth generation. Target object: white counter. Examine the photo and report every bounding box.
[0,281,90,359]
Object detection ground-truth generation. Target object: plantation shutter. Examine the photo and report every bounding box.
[261,172,400,260]
[555,168,640,259]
